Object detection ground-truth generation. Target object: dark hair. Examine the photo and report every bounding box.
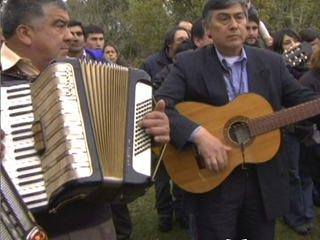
[175,38,194,55]
[272,28,301,54]
[299,28,319,43]
[163,26,189,49]
[203,0,248,26]
[84,24,105,40]
[2,0,69,40]
[68,20,84,33]
[248,10,260,26]
[191,17,205,49]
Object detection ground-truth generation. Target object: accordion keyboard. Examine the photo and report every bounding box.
[1,84,48,211]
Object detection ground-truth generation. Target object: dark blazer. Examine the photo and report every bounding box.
[155,44,320,220]
[141,47,173,79]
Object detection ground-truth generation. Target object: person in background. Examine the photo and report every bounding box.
[153,38,196,239]
[178,20,193,36]
[155,0,320,239]
[141,26,190,232]
[190,17,213,49]
[84,24,105,50]
[104,44,120,65]
[298,27,320,209]
[273,28,307,79]
[244,11,265,48]
[298,48,320,210]
[67,20,105,62]
[299,28,320,53]
[141,26,189,80]
[272,28,316,235]
[246,0,273,48]
[153,38,194,90]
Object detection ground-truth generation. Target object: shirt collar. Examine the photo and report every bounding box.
[81,49,87,61]
[215,46,247,68]
[1,43,40,77]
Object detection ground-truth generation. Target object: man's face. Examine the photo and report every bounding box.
[68,25,85,54]
[29,6,72,69]
[168,29,189,57]
[245,21,259,46]
[85,33,104,50]
[204,3,247,57]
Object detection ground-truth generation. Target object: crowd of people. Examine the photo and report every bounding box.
[1,0,320,240]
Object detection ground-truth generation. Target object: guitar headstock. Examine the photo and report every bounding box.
[282,42,313,67]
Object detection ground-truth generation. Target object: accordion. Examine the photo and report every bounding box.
[1,164,48,240]
[1,58,155,213]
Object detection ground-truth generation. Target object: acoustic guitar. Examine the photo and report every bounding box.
[163,93,320,193]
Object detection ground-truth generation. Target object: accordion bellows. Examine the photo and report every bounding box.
[1,58,154,213]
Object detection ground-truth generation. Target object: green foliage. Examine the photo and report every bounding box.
[255,0,320,35]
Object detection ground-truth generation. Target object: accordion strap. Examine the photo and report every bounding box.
[1,66,36,86]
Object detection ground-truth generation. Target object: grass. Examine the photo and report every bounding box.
[128,186,320,240]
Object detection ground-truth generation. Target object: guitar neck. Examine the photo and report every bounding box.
[249,98,320,136]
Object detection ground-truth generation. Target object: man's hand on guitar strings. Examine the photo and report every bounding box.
[139,100,170,145]
[194,128,231,172]
[1,129,6,159]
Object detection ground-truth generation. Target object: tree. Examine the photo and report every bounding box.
[255,0,320,35]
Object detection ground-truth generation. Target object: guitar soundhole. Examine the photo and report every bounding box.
[225,117,253,148]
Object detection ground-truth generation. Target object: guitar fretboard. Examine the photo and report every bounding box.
[249,98,320,136]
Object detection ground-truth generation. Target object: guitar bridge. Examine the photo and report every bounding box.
[191,144,206,169]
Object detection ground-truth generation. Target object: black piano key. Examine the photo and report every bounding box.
[8,103,33,110]
[11,121,34,128]
[18,178,44,186]
[14,146,35,153]
[20,190,47,198]
[13,134,34,141]
[9,110,33,117]
[15,152,38,160]
[11,128,32,135]
[7,93,30,99]
[17,164,42,172]
[6,87,30,93]
[18,171,44,179]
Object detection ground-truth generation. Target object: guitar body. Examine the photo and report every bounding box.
[163,93,281,193]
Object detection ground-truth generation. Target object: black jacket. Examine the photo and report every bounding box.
[141,47,173,79]
[155,44,320,220]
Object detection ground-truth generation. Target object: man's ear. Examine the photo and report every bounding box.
[202,20,211,38]
[16,24,33,46]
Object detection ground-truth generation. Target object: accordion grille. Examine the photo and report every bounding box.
[81,62,129,179]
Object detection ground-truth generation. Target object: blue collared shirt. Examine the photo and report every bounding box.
[216,48,249,101]
[189,47,249,142]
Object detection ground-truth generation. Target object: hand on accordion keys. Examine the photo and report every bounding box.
[138,99,170,146]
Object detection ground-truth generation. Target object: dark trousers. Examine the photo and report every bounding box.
[154,161,185,219]
[110,204,132,240]
[194,166,276,240]
[283,134,315,228]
